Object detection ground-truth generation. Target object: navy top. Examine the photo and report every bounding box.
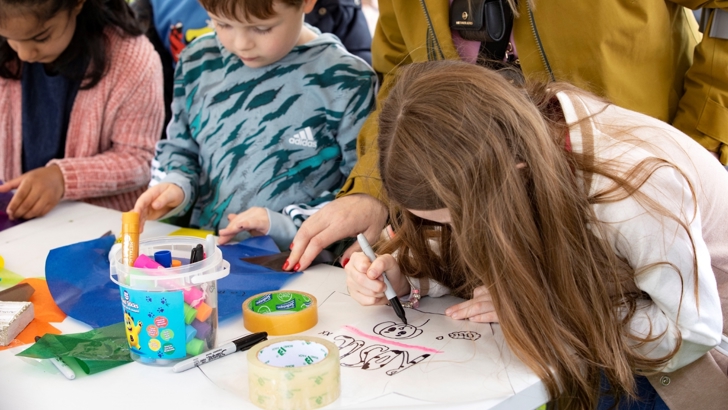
[21,62,83,173]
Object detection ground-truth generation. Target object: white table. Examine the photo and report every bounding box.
[0,201,547,410]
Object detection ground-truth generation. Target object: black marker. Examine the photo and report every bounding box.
[172,332,268,372]
[190,244,204,263]
[356,233,408,324]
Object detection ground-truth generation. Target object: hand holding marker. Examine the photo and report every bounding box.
[356,234,408,324]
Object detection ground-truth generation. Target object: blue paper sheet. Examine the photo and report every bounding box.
[45,235,301,328]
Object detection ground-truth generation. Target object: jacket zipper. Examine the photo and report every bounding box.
[418,0,444,60]
[526,1,555,81]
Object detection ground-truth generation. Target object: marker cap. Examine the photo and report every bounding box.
[191,319,212,340]
[183,303,198,325]
[195,302,213,322]
[185,325,198,343]
[186,338,206,356]
[154,250,172,268]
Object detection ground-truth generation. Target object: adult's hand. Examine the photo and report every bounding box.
[345,251,409,306]
[444,285,499,323]
[286,194,387,271]
[0,165,65,220]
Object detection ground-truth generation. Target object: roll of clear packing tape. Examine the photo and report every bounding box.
[243,291,318,335]
[248,336,340,410]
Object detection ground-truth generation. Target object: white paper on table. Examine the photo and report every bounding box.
[201,291,525,406]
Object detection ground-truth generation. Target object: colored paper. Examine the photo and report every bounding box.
[168,227,214,239]
[0,263,24,289]
[0,279,65,351]
[17,322,132,374]
[44,235,299,328]
[0,191,27,232]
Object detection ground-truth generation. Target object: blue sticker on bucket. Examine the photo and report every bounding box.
[120,287,186,359]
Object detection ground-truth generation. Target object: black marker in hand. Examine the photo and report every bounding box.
[356,233,408,324]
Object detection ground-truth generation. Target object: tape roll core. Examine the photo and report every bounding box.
[242,291,318,335]
[248,336,340,410]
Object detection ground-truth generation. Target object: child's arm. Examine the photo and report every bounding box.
[0,165,64,220]
[219,193,337,249]
[146,55,202,219]
[600,166,722,372]
[218,208,272,245]
[47,37,163,202]
[132,182,184,231]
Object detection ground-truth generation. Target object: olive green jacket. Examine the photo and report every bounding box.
[340,0,728,202]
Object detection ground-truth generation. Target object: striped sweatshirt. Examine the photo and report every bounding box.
[152,28,375,246]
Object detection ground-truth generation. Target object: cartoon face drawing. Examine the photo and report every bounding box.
[373,321,423,340]
[124,311,143,350]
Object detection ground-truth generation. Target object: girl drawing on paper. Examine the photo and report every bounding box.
[344,61,728,409]
[0,0,163,220]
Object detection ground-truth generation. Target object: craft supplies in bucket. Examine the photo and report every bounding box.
[248,336,340,410]
[110,236,229,365]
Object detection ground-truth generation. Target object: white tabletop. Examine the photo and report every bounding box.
[0,201,547,410]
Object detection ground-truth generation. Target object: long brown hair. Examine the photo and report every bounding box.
[377,61,693,409]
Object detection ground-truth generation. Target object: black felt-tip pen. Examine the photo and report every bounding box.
[172,332,267,373]
[356,233,408,324]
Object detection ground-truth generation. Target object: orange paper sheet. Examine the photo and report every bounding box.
[0,278,65,351]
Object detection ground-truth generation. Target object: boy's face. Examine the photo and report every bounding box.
[208,0,316,69]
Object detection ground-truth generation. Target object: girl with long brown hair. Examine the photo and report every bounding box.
[344,60,728,409]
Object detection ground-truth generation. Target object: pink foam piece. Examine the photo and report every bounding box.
[183,286,204,306]
[133,254,163,269]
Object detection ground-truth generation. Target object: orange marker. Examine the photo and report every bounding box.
[121,212,140,266]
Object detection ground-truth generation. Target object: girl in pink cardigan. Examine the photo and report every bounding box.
[0,0,164,219]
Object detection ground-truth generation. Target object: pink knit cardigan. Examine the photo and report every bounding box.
[0,29,164,212]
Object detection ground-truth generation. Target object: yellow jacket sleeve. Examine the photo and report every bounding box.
[338,0,412,201]
[670,3,728,164]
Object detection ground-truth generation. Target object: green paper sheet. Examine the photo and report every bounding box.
[17,322,132,374]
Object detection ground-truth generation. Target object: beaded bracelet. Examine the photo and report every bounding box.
[400,288,420,309]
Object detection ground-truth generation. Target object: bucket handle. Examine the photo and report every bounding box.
[191,260,230,285]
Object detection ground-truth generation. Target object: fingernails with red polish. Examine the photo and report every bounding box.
[289,243,294,249]
[282,260,289,270]
[293,263,301,272]
[342,258,350,268]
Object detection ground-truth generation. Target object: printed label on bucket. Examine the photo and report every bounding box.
[120,287,186,359]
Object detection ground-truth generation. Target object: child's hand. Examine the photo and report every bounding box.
[0,165,65,220]
[345,252,409,306]
[132,183,184,231]
[445,285,499,323]
[218,207,270,245]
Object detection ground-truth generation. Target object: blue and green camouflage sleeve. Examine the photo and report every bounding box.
[150,55,202,218]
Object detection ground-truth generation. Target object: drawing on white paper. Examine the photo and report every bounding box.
[198,289,529,406]
[373,319,428,339]
[448,330,481,341]
[334,334,432,375]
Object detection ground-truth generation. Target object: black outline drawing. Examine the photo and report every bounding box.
[334,335,430,376]
[448,331,481,341]
[372,319,430,340]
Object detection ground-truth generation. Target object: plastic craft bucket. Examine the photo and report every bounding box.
[110,236,229,365]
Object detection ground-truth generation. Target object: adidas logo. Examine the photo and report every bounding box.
[288,127,317,148]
